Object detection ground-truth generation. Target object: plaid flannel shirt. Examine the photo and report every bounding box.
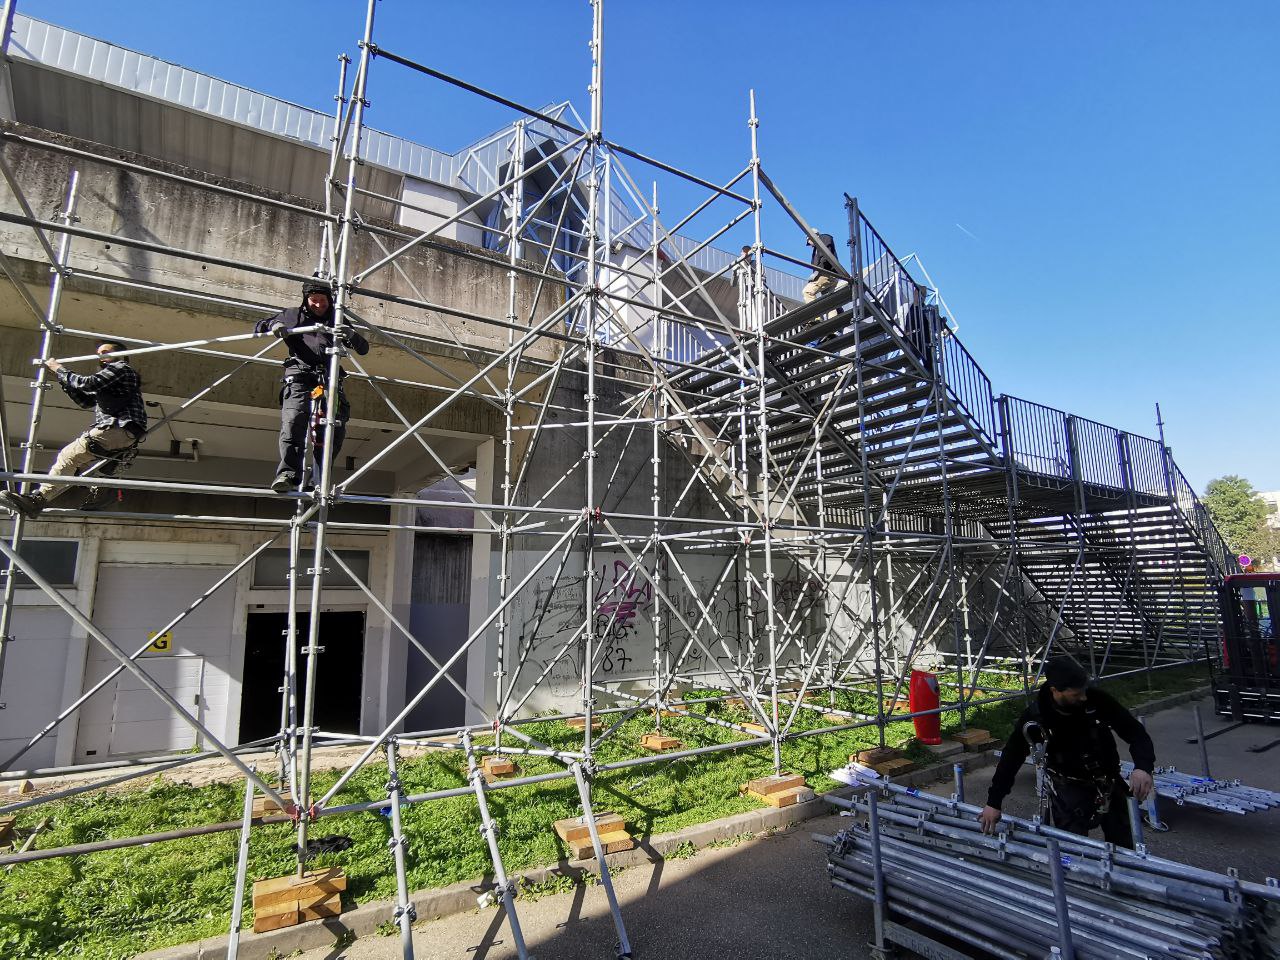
[57,361,148,435]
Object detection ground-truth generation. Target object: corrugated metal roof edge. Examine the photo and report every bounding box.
[7,13,805,296]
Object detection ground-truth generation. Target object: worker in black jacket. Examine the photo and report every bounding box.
[802,232,841,304]
[0,339,147,518]
[255,278,369,492]
[979,656,1155,848]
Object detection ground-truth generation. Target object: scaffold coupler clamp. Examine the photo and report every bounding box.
[831,828,855,858]
[581,757,599,780]
[393,902,417,924]
[385,774,401,797]
[387,834,409,853]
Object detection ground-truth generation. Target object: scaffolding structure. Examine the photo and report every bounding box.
[0,1,1237,956]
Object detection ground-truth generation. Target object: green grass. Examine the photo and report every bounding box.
[0,662,1211,958]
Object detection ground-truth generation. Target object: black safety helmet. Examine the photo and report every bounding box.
[302,277,335,300]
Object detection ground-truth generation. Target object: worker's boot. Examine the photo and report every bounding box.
[270,472,299,494]
[0,489,47,519]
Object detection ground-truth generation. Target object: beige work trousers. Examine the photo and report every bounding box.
[802,274,838,303]
[38,426,136,502]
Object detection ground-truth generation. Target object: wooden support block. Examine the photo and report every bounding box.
[252,792,294,819]
[566,716,604,732]
[741,722,767,735]
[658,708,686,718]
[252,867,346,914]
[870,758,918,778]
[854,746,903,766]
[952,728,998,752]
[554,812,628,845]
[639,733,682,752]
[889,699,913,713]
[253,902,301,934]
[5,780,32,796]
[749,785,816,808]
[252,891,342,933]
[743,773,806,797]
[481,756,517,781]
[723,697,745,710]
[569,829,635,861]
[0,817,14,846]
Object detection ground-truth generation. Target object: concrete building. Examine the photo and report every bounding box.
[0,13,815,770]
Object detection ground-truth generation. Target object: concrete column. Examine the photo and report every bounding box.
[464,438,496,724]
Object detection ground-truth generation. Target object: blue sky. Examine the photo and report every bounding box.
[19,1,1280,493]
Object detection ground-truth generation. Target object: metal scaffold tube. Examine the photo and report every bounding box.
[0,170,78,689]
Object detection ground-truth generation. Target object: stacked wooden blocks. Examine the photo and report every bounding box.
[481,756,517,782]
[0,816,14,848]
[251,867,345,933]
[742,773,814,808]
[952,728,998,752]
[639,732,682,752]
[553,812,635,861]
[251,792,294,820]
[566,716,604,732]
[853,746,917,777]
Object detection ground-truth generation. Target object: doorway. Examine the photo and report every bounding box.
[239,610,365,743]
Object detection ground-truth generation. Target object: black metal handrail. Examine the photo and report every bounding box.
[854,207,998,447]
[939,331,999,445]
[1002,396,1071,479]
[1002,395,1234,577]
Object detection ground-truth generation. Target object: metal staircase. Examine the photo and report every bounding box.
[665,198,1233,677]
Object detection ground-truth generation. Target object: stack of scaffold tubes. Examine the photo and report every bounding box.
[1119,761,1280,815]
[819,777,1280,960]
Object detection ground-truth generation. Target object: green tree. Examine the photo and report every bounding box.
[1202,475,1280,569]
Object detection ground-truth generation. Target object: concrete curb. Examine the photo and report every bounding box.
[1130,684,1211,717]
[135,688,1202,959]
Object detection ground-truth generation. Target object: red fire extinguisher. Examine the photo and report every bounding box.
[910,670,942,744]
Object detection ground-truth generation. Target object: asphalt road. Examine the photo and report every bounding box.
[292,699,1279,960]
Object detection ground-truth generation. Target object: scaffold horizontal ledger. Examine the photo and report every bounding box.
[0,1,1236,957]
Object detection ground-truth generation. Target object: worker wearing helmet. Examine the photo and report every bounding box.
[255,278,369,493]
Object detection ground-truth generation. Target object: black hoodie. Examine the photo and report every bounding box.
[985,683,1155,810]
[255,301,370,378]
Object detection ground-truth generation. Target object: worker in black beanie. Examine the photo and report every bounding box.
[979,655,1155,847]
[255,277,369,492]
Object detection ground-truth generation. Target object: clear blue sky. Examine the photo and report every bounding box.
[19,1,1280,494]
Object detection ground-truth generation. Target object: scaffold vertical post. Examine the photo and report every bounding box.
[0,169,79,689]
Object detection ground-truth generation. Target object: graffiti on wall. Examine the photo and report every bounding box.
[507,552,816,704]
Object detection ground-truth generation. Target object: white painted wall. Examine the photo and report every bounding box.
[400,177,485,248]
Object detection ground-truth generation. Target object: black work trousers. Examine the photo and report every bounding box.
[1048,775,1134,848]
[277,378,350,479]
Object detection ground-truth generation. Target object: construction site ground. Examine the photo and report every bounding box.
[279,698,1280,960]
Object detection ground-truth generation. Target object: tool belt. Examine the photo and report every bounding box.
[284,365,347,388]
[85,432,141,467]
[1046,769,1117,817]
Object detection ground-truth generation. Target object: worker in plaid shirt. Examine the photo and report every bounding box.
[0,339,147,518]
